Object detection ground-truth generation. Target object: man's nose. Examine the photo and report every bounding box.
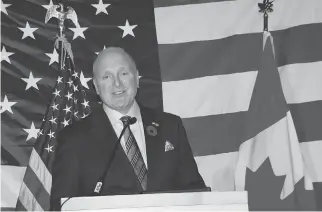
[114,75,123,87]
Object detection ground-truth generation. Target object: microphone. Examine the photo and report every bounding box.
[93,117,137,195]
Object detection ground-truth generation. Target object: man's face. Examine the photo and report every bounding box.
[93,51,138,113]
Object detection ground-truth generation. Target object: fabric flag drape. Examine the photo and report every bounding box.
[234,31,308,208]
[15,50,92,210]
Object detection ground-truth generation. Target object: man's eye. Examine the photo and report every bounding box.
[103,75,110,79]
[121,72,129,76]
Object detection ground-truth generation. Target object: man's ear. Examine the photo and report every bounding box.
[136,70,140,88]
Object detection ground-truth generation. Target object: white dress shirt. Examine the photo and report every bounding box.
[103,101,148,168]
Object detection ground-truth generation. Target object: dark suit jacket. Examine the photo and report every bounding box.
[50,105,206,210]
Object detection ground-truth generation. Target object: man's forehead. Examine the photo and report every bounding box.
[94,48,136,71]
[97,51,127,64]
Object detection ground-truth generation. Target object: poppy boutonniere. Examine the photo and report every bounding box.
[146,122,159,136]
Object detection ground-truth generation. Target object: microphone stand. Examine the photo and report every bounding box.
[60,118,136,210]
[93,117,137,195]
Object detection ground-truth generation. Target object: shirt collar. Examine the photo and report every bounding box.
[103,101,141,126]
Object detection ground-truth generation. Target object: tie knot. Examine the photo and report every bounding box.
[120,116,131,126]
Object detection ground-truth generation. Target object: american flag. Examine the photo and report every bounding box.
[15,49,93,210]
[1,0,322,211]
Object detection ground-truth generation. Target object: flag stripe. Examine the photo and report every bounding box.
[17,182,43,211]
[159,33,261,81]
[159,23,322,82]
[279,61,322,104]
[28,149,52,194]
[194,152,238,191]
[272,23,322,67]
[183,112,245,156]
[1,166,26,208]
[154,0,322,44]
[153,0,234,8]
[289,101,322,143]
[21,166,51,210]
[300,140,322,182]
[163,71,257,118]
[0,207,16,211]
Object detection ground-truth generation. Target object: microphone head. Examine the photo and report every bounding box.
[129,117,137,125]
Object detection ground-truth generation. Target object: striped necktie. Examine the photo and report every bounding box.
[120,116,147,190]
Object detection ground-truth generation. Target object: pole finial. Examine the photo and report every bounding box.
[258,0,274,31]
[44,3,79,66]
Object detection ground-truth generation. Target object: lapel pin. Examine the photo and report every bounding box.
[146,125,157,136]
[165,140,174,152]
[152,122,159,127]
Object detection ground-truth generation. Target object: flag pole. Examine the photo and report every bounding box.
[258,0,274,32]
[58,3,66,70]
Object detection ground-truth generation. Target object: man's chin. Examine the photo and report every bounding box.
[106,101,134,114]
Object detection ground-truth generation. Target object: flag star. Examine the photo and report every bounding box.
[1,0,11,15]
[91,0,110,15]
[74,98,78,104]
[46,48,58,65]
[80,71,92,89]
[72,71,79,79]
[23,122,40,141]
[45,144,54,153]
[74,111,79,118]
[0,95,17,114]
[95,45,106,55]
[47,130,55,138]
[65,92,73,100]
[118,19,137,38]
[81,113,88,119]
[37,129,43,137]
[51,103,59,111]
[42,0,54,10]
[21,71,42,90]
[81,100,89,108]
[53,89,61,97]
[69,26,88,40]
[73,85,79,92]
[49,116,57,124]
[61,118,70,127]
[57,76,63,84]
[1,46,14,64]
[67,78,73,87]
[63,105,72,114]
[18,21,38,39]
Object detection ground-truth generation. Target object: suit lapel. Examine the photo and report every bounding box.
[140,107,164,190]
[88,106,119,162]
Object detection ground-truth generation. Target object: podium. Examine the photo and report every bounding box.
[61,191,248,211]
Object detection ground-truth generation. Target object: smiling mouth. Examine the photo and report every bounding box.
[112,90,126,95]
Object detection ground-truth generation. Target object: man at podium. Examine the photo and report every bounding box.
[50,47,206,210]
